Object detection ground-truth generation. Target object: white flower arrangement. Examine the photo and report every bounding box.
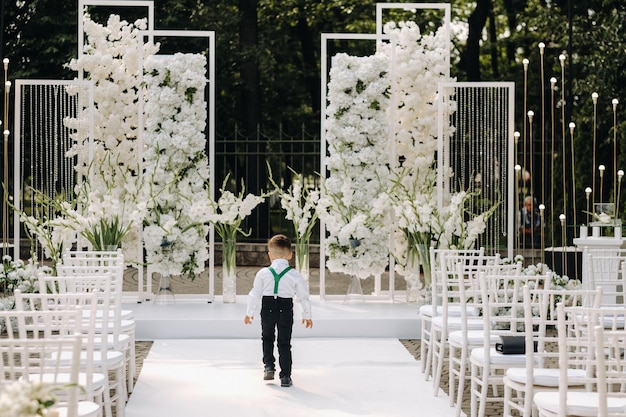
[0,255,51,295]
[19,211,68,268]
[388,166,497,288]
[65,13,159,263]
[0,256,48,329]
[142,53,210,278]
[0,381,59,417]
[379,22,457,173]
[318,52,392,279]
[200,176,266,275]
[268,164,320,271]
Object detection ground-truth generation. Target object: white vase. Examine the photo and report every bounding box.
[154,273,176,305]
[221,236,237,303]
[344,275,364,304]
[222,265,237,303]
[295,240,310,288]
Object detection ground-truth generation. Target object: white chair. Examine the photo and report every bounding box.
[57,253,136,397]
[448,261,522,417]
[419,246,439,377]
[503,286,603,417]
[594,325,626,417]
[60,249,133,319]
[430,249,493,394]
[11,290,110,416]
[34,275,127,417]
[468,271,548,417]
[0,335,100,417]
[534,305,626,417]
[585,249,626,307]
[420,247,487,379]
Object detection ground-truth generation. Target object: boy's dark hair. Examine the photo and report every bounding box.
[268,234,292,251]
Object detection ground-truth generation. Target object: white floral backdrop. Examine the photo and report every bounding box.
[321,22,471,285]
[64,14,215,282]
[142,53,211,277]
[66,14,159,264]
[12,8,499,300]
[318,52,392,279]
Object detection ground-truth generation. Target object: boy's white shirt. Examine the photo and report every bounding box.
[246,258,312,319]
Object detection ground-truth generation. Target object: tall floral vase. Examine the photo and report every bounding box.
[405,243,432,305]
[154,239,176,304]
[416,243,433,305]
[222,236,237,303]
[295,239,310,288]
[404,270,422,304]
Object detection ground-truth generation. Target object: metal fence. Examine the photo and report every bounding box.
[214,124,322,243]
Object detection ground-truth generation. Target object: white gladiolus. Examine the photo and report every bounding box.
[63,14,159,263]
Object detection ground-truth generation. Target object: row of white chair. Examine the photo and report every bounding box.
[420,247,626,417]
[0,248,133,417]
[0,323,100,417]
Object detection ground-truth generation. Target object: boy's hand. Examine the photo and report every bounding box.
[302,319,313,329]
[244,315,253,324]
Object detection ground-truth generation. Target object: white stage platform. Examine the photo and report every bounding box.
[126,296,422,340]
[125,338,459,417]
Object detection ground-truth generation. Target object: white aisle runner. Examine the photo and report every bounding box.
[125,338,459,417]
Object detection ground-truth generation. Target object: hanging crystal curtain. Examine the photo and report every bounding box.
[13,80,93,260]
[438,82,515,258]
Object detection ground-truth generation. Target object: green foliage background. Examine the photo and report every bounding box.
[2,0,625,245]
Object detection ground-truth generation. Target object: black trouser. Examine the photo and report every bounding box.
[261,296,293,378]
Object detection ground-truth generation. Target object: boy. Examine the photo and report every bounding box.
[244,234,313,387]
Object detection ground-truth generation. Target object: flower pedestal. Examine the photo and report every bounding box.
[295,240,310,288]
[222,236,237,303]
[344,275,364,304]
[154,273,176,305]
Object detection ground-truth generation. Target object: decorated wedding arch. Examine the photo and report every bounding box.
[12,0,218,301]
[319,3,514,300]
[9,1,514,303]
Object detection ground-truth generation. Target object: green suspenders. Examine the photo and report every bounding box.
[268,266,292,295]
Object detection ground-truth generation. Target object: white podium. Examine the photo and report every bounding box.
[573,225,626,283]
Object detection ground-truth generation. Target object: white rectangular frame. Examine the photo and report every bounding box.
[138,29,216,303]
[437,81,516,259]
[78,0,155,58]
[319,4,453,302]
[320,33,395,301]
[12,79,95,260]
[78,1,154,303]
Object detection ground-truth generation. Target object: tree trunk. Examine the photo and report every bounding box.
[488,7,499,78]
[294,4,320,119]
[458,0,492,81]
[238,0,269,240]
[239,0,260,135]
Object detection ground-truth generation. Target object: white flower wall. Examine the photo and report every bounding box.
[66,14,159,262]
[65,14,211,278]
[319,53,392,278]
[142,53,210,277]
[322,21,468,281]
